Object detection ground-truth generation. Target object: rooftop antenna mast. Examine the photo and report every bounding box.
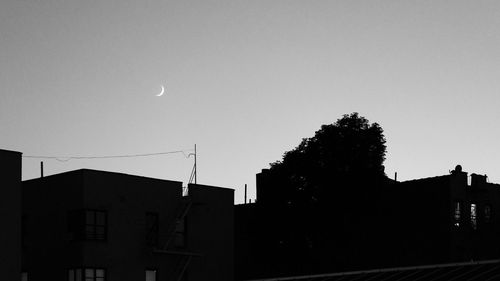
[194,144,197,184]
[188,144,197,184]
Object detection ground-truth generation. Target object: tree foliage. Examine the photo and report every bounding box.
[267,112,387,206]
[248,113,389,276]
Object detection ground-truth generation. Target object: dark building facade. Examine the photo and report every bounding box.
[235,165,500,280]
[0,146,235,281]
[0,149,22,280]
[21,169,234,281]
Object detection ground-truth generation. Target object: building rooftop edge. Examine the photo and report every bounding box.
[23,168,183,185]
[0,148,22,155]
[188,183,235,192]
[399,174,451,184]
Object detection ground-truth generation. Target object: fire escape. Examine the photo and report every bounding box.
[147,196,200,281]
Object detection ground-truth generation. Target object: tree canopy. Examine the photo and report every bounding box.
[246,113,389,277]
[267,112,387,206]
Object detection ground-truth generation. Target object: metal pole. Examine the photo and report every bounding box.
[244,184,247,204]
[194,144,197,184]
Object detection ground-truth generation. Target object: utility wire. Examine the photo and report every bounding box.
[22,149,194,162]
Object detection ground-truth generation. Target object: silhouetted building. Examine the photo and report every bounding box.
[21,169,233,281]
[0,149,235,281]
[236,165,500,280]
[0,149,22,280]
[381,166,500,266]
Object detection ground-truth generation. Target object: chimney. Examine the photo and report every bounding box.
[471,173,487,187]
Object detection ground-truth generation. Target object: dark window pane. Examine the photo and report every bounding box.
[96,212,106,226]
[85,268,94,278]
[76,269,82,281]
[485,205,492,223]
[86,211,95,224]
[96,226,105,239]
[71,210,107,241]
[96,269,105,278]
[86,225,95,239]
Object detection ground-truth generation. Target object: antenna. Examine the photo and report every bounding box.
[244,184,247,204]
[194,144,197,184]
[188,144,197,184]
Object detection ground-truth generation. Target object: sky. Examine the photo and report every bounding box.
[2,0,500,204]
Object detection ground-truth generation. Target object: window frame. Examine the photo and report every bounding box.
[68,268,106,281]
[453,201,461,227]
[68,209,107,241]
[470,203,478,230]
[85,210,107,241]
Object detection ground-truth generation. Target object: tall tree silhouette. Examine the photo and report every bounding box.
[266,112,387,207]
[248,113,390,277]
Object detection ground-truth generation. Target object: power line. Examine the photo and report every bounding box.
[22,149,194,162]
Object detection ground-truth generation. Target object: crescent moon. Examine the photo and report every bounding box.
[156,85,165,97]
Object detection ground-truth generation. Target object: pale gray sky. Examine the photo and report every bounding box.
[2,0,500,203]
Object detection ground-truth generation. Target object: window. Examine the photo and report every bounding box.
[174,217,187,248]
[68,269,82,281]
[471,203,477,230]
[21,272,28,281]
[86,210,107,240]
[85,268,105,281]
[453,201,461,227]
[69,268,105,281]
[69,269,75,281]
[146,212,159,247]
[68,210,107,241]
[68,211,83,241]
[485,205,492,223]
[145,270,157,281]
